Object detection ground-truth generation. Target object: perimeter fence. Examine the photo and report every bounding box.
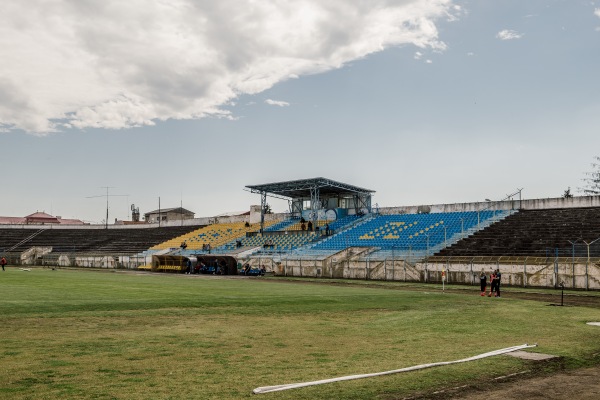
[3,245,600,291]
[1,251,149,269]
[239,253,600,291]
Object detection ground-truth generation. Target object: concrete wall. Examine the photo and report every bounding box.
[261,256,600,290]
[380,195,600,215]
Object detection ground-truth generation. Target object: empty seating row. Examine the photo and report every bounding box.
[311,211,497,251]
[151,221,276,251]
[217,215,364,252]
[0,225,202,254]
[436,208,600,257]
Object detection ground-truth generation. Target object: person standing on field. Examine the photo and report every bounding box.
[479,269,487,296]
[1,257,6,271]
[488,270,496,297]
[495,269,502,297]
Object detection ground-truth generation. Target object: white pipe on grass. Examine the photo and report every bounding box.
[253,343,536,394]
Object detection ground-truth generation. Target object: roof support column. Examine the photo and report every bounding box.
[353,194,372,215]
[260,191,266,234]
[310,185,320,228]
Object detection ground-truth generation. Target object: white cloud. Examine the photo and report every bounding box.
[0,0,456,134]
[425,59,433,64]
[414,51,423,60]
[265,99,290,107]
[595,8,600,18]
[496,29,523,40]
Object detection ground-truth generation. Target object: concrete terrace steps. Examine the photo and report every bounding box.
[436,207,600,257]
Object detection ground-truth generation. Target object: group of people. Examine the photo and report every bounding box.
[201,243,211,253]
[241,263,266,276]
[185,259,228,275]
[263,239,275,249]
[298,217,331,235]
[479,268,502,297]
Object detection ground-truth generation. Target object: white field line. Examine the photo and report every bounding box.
[253,344,537,394]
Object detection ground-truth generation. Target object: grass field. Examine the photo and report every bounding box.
[1,268,600,399]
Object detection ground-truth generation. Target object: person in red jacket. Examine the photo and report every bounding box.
[488,270,496,297]
[1,257,7,271]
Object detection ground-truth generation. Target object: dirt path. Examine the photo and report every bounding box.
[410,364,600,400]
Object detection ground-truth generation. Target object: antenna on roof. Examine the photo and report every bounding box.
[86,187,129,229]
[131,204,140,222]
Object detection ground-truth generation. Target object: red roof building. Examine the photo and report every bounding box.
[0,212,86,225]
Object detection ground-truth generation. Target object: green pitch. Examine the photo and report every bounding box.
[1,268,599,399]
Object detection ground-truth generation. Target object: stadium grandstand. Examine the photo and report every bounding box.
[1,178,600,289]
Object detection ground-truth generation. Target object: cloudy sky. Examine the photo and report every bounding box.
[1,0,599,223]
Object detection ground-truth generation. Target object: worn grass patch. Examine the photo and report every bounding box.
[0,268,599,399]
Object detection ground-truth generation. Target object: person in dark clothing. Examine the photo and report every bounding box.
[495,269,502,297]
[307,221,313,231]
[479,269,487,296]
[1,257,6,271]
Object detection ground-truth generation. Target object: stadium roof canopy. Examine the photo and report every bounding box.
[245,177,374,199]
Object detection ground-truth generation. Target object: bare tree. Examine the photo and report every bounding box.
[563,187,573,198]
[579,156,600,195]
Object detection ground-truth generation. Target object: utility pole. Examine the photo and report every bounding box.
[86,187,128,228]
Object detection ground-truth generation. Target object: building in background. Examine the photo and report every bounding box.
[144,207,195,223]
[0,212,86,225]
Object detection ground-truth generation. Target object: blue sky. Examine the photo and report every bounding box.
[1,0,599,224]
